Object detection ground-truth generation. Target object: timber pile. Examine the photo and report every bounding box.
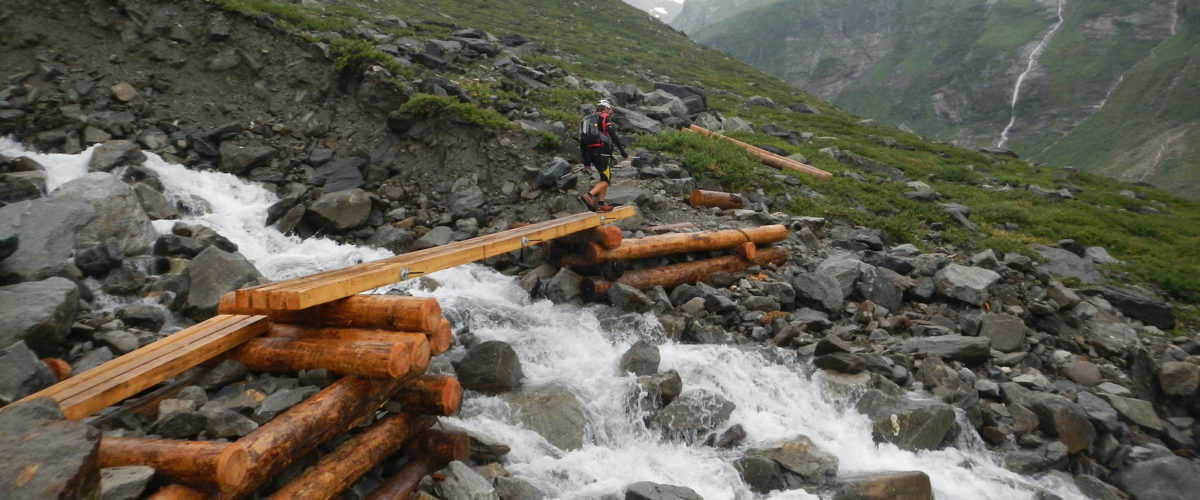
[543,224,791,299]
[22,293,466,500]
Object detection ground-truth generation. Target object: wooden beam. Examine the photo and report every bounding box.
[236,207,636,310]
[363,430,470,500]
[685,125,831,180]
[219,294,443,335]
[584,247,789,297]
[689,189,743,209]
[229,337,415,379]
[18,315,269,420]
[586,225,788,263]
[100,437,247,493]
[390,375,462,416]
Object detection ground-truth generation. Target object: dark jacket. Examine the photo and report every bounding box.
[580,111,626,157]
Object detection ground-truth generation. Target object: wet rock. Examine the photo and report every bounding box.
[543,267,584,305]
[609,283,653,313]
[0,398,101,499]
[88,140,145,172]
[305,188,372,232]
[218,142,275,175]
[455,341,524,394]
[855,389,957,451]
[502,385,585,451]
[619,340,660,376]
[311,156,366,192]
[115,304,166,333]
[624,481,702,500]
[734,455,786,494]
[814,352,867,374]
[832,471,933,500]
[412,226,454,251]
[0,277,79,356]
[651,389,735,441]
[745,435,838,485]
[434,461,499,500]
[0,170,47,203]
[494,475,545,500]
[1072,474,1126,500]
[75,238,124,276]
[1003,441,1069,474]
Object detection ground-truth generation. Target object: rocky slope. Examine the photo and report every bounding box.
[2,0,1200,499]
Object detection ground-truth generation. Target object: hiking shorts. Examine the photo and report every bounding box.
[583,147,611,183]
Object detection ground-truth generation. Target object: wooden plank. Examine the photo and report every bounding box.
[245,207,635,310]
[19,315,269,420]
[685,125,832,180]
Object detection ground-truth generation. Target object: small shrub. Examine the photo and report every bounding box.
[398,94,511,130]
[529,130,562,150]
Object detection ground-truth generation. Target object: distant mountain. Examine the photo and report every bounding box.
[623,0,686,23]
[678,0,1200,198]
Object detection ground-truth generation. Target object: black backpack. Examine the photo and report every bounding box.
[579,113,610,146]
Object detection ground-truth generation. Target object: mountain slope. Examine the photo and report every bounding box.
[682,0,1200,198]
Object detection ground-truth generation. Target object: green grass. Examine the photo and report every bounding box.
[398,94,512,130]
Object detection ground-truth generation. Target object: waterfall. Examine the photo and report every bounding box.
[997,0,1066,149]
[2,137,1088,499]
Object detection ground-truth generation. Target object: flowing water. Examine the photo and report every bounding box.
[997,0,1066,149]
[1,137,1088,499]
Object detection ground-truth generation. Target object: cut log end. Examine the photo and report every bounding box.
[216,445,250,492]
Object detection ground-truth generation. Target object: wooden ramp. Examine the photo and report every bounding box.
[232,206,636,310]
[20,314,269,420]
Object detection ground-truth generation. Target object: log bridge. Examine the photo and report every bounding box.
[15,208,635,499]
[13,204,790,498]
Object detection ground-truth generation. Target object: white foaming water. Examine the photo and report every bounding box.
[5,138,1087,499]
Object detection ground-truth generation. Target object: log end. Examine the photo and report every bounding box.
[388,342,414,379]
[428,319,451,356]
[411,336,432,373]
[216,444,251,492]
[439,378,463,417]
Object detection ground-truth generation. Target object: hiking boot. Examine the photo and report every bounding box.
[578,194,597,210]
[595,201,614,213]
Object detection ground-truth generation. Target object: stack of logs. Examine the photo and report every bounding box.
[542,221,791,299]
[100,294,467,500]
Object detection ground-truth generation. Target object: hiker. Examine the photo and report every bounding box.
[578,99,628,212]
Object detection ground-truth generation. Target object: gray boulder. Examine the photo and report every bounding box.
[305,188,372,232]
[0,341,56,404]
[934,263,1000,306]
[791,272,845,313]
[1081,286,1175,330]
[978,313,1029,353]
[88,140,145,172]
[855,389,957,451]
[0,277,79,355]
[99,466,156,500]
[502,385,586,451]
[544,267,584,305]
[456,341,524,395]
[832,471,933,500]
[0,398,101,499]
[900,335,991,364]
[651,389,735,441]
[1031,244,1104,284]
[182,246,264,321]
[412,226,455,251]
[745,435,838,485]
[1111,456,1200,500]
[310,157,366,192]
[625,481,702,500]
[619,341,660,376]
[434,461,499,500]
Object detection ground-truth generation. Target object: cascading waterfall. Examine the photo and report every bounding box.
[997,0,1066,149]
[2,137,1088,499]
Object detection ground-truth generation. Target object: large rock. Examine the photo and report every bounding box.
[87,140,145,172]
[977,313,1029,353]
[625,481,702,500]
[619,341,660,376]
[0,277,79,355]
[0,341,57,404]
[0,398,102,499]
[832,471,933,500]
[1081,286,1175,330]
[305,188,372,232]
[1006,386,1096,454]
[1031,244,1104,284]
[744,435,839,484]
[502,385,586,451]
[933,263,1000,306]
[433,461,499,500]
[182,247,264,321]
[855,389,957,451]
[1111,456,1200,500]
[900,335,991,364]
[791,272,845,313]
[651,389,735,441]
[99,466,155,500]
[0,173,157,282]
[455,341,524,395]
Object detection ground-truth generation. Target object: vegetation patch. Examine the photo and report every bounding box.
[398,94,512,130]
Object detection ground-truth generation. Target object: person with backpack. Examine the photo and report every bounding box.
[578,99,628,213]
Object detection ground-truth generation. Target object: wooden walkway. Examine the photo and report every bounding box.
[17,206,636,421]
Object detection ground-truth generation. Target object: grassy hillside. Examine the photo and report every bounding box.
[204,1,1200,321]
[688,0,1200,200]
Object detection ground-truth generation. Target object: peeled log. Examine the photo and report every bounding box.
[689,189,743,209]
[219,293,442,335]
[146,484,210,500]
[429,318,452,355]
[364,430,470,500]
[390,375,462,416]
[223,376,410,499]
[266,324,432,373]
[584,247,789,297]
[100,437,248,492]
[586,225,787,263]
[685,125,831,180]
[267,412,436,500]
[230,337,412,379]
[559,224,623,249]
